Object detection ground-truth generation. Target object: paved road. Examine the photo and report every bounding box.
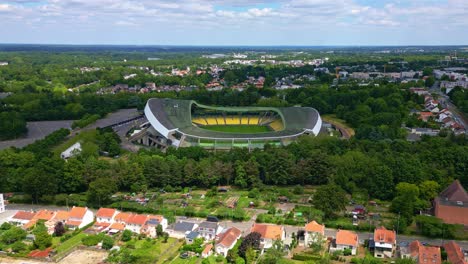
[6,203,468,249]
[176,214,468,249]
[430,81,468,130]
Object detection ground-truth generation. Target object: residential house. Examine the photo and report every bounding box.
[185,231,200,244]
[372,226,396,258]
[65,206,94,230]
[45,210,69,234]
[330,230,359,255]
[434,180,468,226]
[169,221,198,239]
[96,208,117,223]
[409,240,441,264]
[125,214,148,234]
[108,222,126,235]
[215,227,242,257]
[197,221,222,240]
[304,221,325,246]
[24,210,57,229]
[444,241,468,264]
[114,212,131,224]
[9,211,36,226]
[140,215,167,238]
[250,223,285,251]
[418,112,433,122]
[202,244,213,258]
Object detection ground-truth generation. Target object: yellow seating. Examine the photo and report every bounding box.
[206,117,218,125]
[248,117,260,125]
[216,117,225,125]
[225,116,240,125]
[192,117,207,125]
[269,119,284,131]
[241,117,249,125]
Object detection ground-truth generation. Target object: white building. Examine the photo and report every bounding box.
[250,223,285,252]
[215,227,242,257]
[65,206,94,230]
[0,194,4,214]
[304,221,325,246]
[60,142,82,159]
[95,208,118,223]
[372,227,396,258]
[330,230,359,255]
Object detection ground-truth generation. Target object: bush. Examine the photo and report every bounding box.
[102,236,114,250]
[121,230,132,242]
[11,241,27,253]
[82,234,104,246]
[292,253,321,261]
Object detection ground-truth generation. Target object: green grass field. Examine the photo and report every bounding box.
[201,125,271,133]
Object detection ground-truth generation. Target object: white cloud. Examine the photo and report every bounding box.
[0,0,467,44]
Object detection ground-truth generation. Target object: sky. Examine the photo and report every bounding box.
[0,0,467,46]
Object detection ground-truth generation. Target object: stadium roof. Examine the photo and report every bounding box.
[145,98,321,140]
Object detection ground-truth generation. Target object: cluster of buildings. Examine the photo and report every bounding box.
[0,61,9,66]
[97,83,197,94]
[223,58,327,67]
[349,71,423,82]
[273,74,316,90]
[409,87,465,136]
[8,207,168,238]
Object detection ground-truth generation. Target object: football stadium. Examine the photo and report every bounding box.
[140,98,322,150]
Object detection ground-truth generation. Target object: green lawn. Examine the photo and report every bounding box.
[54,232,87,254]
[201,125,271,133]
[52,130,98,155]
[169,257,199,264]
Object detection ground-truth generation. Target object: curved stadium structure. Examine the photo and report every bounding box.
[142,98,322,149]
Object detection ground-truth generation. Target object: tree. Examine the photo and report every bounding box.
[54,221,66,237]
[156,224,163,237]
[102,235,114,250]
[34,230,52,250]
[245,246,257,264]
[419,180,440,201]
[87,177,117,207]
[121,229,132,242]
[0,226,27,244]
[0,111,27,140]
[260,240,285,264]
[312,184,348,219]
[391,182,422,226]
[239,232,261,258]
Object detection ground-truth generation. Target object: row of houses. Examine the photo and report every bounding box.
[350,71,423,81]
[8,207,168,238]
[410,87,465,135]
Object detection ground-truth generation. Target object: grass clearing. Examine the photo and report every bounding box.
[201,125,271,133]
[54,232,87,254]
[52,130,98,155]
[322,114,355,138]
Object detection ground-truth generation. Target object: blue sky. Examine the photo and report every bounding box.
[0,0,467,45]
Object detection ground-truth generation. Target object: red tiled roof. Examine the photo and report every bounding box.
[52,211,70,222]
[109,222,125,231]
[126,214,148,226]
[12,211,36,220]
[250,223,283,240]
[33,210,56,221]
[94,222,111,228]
[66,220,82,227]
[336,230,358,247]
[217,227,241,248]
[96,208,116,219]
[444,241,468,264]
[114,212,131,222]
[374,226,396,244]
[305,221,325,234]
[28,247,52,258]
[410,240,441,264]
[148,215,164,222]
[69,207,87,219]
[202,244,213,255]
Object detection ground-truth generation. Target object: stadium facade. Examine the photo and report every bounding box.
[139,98,322,150]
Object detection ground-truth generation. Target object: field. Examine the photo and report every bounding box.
[201,125,271,133]
[322,114,355,138]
